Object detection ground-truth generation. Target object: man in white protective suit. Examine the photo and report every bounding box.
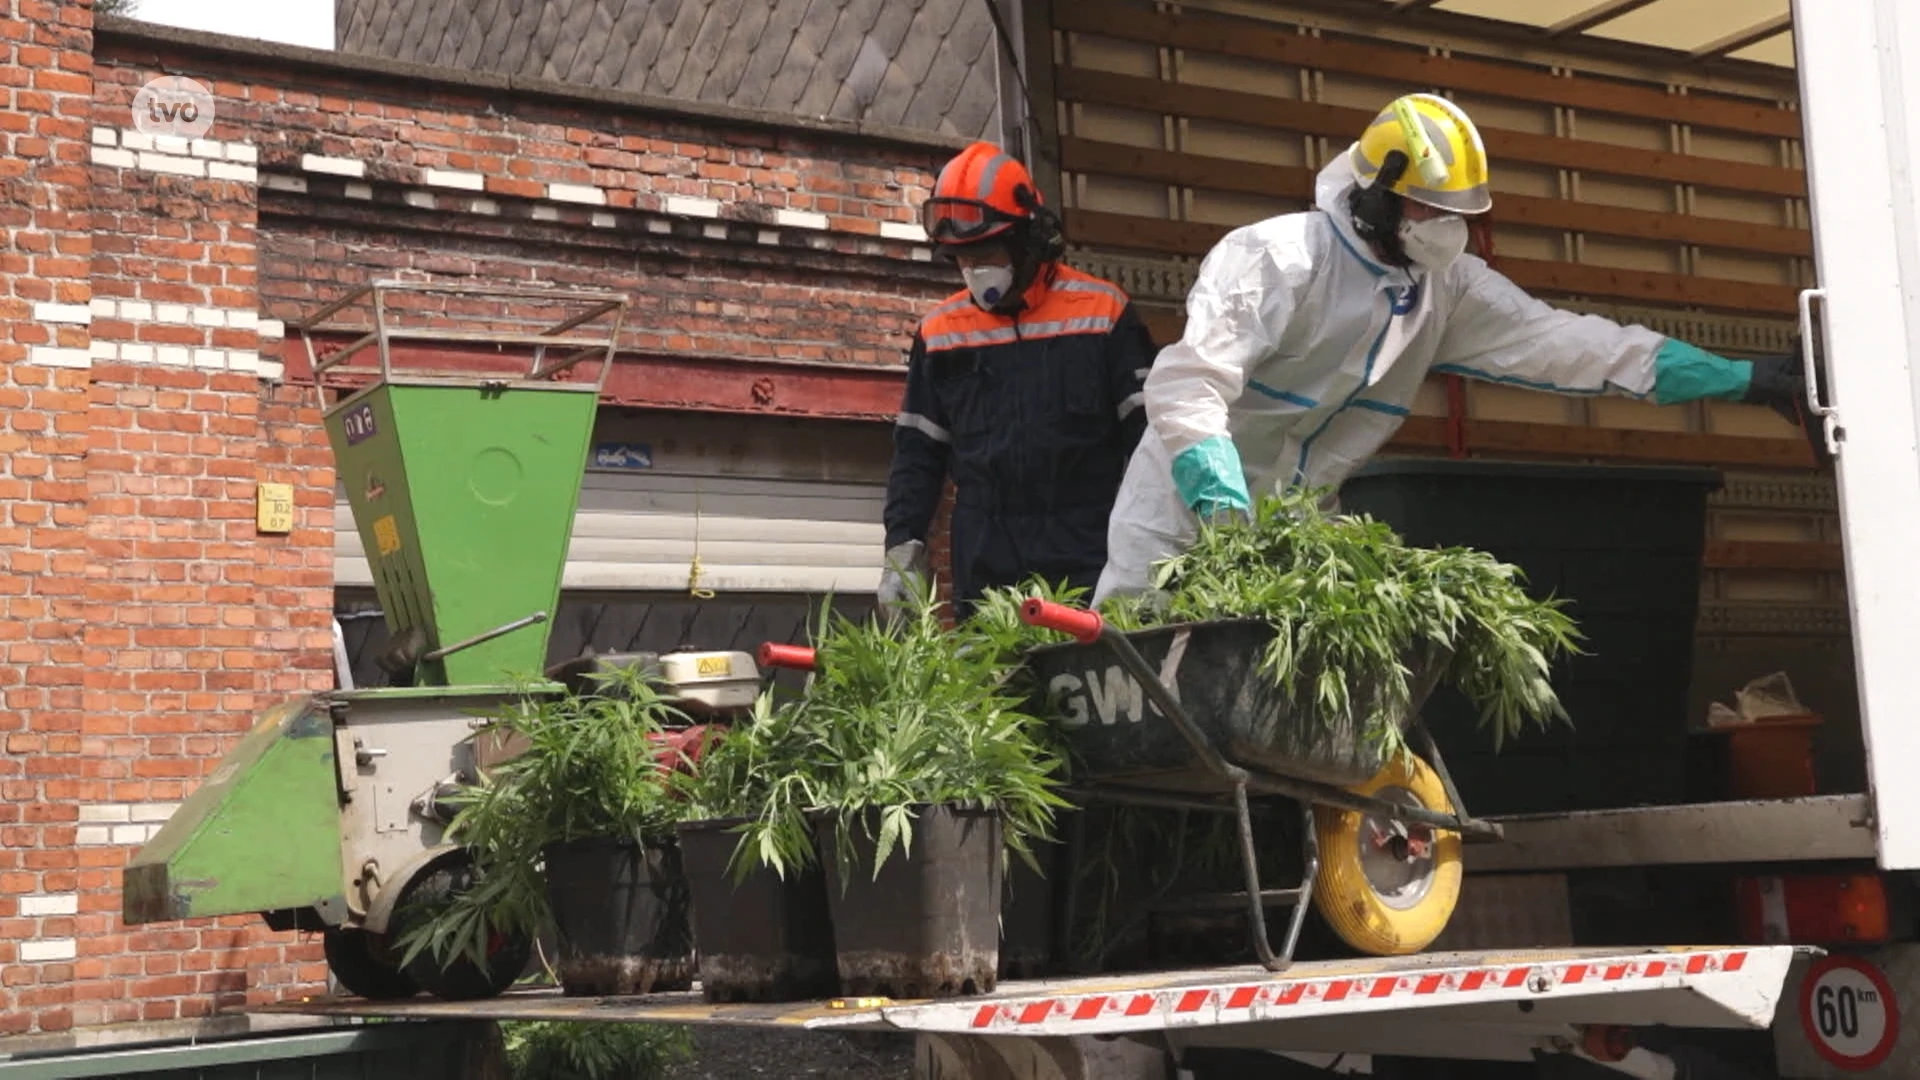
[1093,93,1816,603]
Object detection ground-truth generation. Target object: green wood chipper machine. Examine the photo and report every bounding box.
[120,281,766,1002]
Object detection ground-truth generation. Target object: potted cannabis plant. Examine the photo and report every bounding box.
[732,586,1071,999]
[399,666,695,998]
[669,693,840,1004]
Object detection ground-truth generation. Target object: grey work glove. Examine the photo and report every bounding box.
[877,540,930,617]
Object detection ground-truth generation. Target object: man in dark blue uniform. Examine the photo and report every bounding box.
[881,142,1159,619]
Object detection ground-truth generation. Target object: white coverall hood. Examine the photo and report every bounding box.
[1092,152,1670,603]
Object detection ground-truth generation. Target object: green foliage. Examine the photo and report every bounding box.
[502,1020,694,1080]
[700,581,1074,890]
[1100,488,1582,759]
[396,667,690,973]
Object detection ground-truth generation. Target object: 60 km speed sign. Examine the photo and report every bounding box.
[1799,955,1899,1070]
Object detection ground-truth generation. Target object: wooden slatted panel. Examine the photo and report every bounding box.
[1055,68,1807,200]
[1068,210,1800,314]
[1061,137,1812,257]
[1054,0,1803,138]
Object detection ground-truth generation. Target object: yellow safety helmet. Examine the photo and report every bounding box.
[1347,93,1491,215]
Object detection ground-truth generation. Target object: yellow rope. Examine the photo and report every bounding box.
[687,485,715,599]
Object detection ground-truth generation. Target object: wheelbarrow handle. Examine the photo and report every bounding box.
[1018,599,1105,644]
[757,643,817,672]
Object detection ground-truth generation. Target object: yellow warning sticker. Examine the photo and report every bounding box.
[372,514,402,556]
[696,655,732,678]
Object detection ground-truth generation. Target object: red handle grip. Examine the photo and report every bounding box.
[757,642,817,671]
[1019,598,1105,644]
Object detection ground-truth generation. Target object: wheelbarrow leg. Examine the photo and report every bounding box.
[1231,782,1315,973]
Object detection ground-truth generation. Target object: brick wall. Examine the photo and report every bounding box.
[0,8,967,1039]
[2,0,97,1036]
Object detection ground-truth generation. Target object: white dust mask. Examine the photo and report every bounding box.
[1398,214,1469,273]
[962,264,1016,310]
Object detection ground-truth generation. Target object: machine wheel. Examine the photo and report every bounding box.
[392,857,535,1002]
[321,926,420,1001]
[1310,754,1463,956]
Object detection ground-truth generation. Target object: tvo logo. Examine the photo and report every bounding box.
[132,75,215,140]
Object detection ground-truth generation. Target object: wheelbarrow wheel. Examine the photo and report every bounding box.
[1310,754,1462,956]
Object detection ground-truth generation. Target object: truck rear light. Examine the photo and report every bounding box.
[1735,872,1890,945]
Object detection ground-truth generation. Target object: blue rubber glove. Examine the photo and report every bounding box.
[1651,339,1752,405]
[1171,435,1252,520]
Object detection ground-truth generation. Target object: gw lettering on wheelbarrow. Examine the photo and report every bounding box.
[1046,665,1180,727]
[1046,627,1191,728]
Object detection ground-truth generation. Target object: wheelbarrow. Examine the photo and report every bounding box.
[1015,599,1504,972]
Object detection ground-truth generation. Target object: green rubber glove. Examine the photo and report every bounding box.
[1172,435,1252,520]
[1651,339,1753,405]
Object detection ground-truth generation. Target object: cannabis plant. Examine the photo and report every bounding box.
[502,1019,693,1080]
[1101,487,1581,760]
[396,666,690,972]
[728,586,1071,890]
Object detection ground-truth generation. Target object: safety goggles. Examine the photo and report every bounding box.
[921,197,1019,245]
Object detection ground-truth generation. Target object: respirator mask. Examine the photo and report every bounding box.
[962,264,1017,311]
[1398,215,1470,273]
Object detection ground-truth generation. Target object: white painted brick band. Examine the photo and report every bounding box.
[137,151,204,178]
[20,940,77,963]
[344,182,373,200]
[775,208,829,230]
[548,182,606,206]
[423,168,484,191]
[208,162,259,184]
[19,894,78,917]
[130,803,179,823]
[28,347,90,370]
[77,799,130,822]
[301,154,365,178]
[880,221,930,243]
[263,174,308,193]
[89,146,135,170]
[665,195,720,219]
[33,302,90,325]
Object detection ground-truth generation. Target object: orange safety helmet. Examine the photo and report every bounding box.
[921,142,1043,247]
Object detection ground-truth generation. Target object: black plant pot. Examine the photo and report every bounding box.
[814,803,1003,999]
[544,835,695,997]
[675,816,839,1003]
[998,824,1067,981]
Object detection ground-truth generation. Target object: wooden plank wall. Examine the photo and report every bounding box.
[1039,0,1852,692]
